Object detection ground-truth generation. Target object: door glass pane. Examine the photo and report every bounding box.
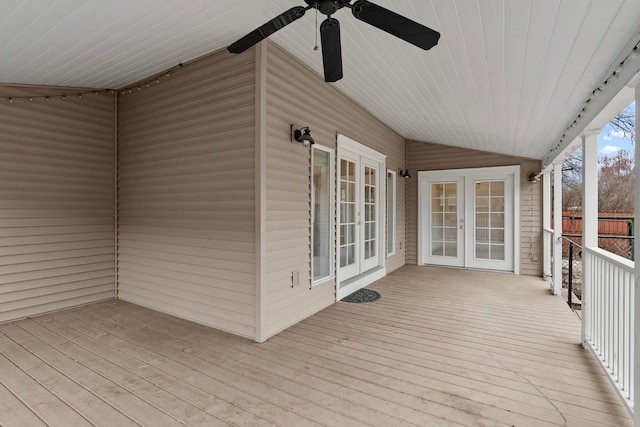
[312,149,332,281]
[431,182,457,257]
[474,180,506,261]
[340,159,357,268]
[444,244,457,257]
[363,166,376,261]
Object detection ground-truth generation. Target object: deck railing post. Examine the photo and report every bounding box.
[552,161,563,296]
[628,219,634,261]
[582,130,599,349]
[543,170,552,280]
[567,242,573,308]
[632,75,639,427]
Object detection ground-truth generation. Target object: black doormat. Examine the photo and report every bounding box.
[341,288,381,303]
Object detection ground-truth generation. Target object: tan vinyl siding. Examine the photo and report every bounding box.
[117,50,257,338]
[263,42,406,338]
[0,85,115,322]
[406,140,542,276]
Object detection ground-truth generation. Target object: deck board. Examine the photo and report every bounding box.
[0,265,632,426]
[0,326,139,427]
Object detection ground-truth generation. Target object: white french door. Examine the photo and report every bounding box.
[422,177,465,267]
[338,151,360,279]
[419,166,519,273]
[337,135,386,299]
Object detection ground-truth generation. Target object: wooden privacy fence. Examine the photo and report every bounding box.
[561,212,634,260]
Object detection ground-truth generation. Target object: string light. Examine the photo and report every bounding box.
[117,62,185,94]
[1,61,185,104]
[545,42,640,164]
[0,89,112,104]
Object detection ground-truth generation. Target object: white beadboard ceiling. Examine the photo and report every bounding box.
[1,0,640,160]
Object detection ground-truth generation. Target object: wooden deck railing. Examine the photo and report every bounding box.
[583,246,635,416]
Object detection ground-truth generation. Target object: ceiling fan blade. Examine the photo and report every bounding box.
[351,0,440,50]
[320,18,343,83]
[228,6,308,54]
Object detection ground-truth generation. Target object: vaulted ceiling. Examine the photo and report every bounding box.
[1,0,639,160]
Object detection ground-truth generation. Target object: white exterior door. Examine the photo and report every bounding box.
[421,177,465,267]
[338,151,360,279]
[465,173,514,271]
[337,135,386,299]
[361,157,380,272]
[419,166,519,273]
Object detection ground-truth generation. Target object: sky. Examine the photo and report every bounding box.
[597,102,635,157]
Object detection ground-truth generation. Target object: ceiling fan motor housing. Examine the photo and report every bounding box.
[304,0,346,16]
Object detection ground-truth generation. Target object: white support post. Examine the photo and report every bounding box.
[633,79,639,427]
[543,170,552,280]
[581,130,599,348]
[552,161,563,296]
[582,132,599,248]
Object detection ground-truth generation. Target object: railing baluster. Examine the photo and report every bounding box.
[572,246,635,416]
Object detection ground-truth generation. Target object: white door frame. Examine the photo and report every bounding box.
[418,166,520,274]
[336,134,386,300]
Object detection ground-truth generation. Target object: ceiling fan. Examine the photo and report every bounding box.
[227,0,440,83]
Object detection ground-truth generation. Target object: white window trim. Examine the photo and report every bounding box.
[386,169,397,257]
[311,144,335,286]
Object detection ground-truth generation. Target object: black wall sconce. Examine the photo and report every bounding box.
[291,125,315,147]
[528,172,541,183]
[399,169,411,179]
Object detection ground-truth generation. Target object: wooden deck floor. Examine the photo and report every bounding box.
[0,266,632,427]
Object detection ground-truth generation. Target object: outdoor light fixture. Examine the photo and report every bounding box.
[399,169,411,179]
[528,172,541,183]
[292,126,315,147]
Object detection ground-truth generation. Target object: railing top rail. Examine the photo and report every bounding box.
[562,233,634,240]
[583,246,635,273]
[560,235,583,248]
